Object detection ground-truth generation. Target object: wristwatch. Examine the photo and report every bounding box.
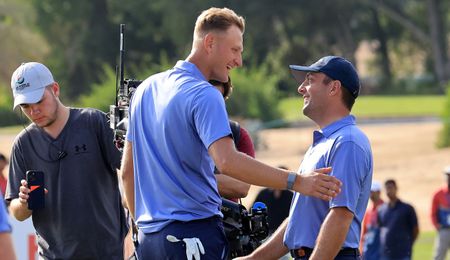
[286,172,297,190]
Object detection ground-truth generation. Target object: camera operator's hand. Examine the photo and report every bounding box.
[9,179,34,221]
[294,167,342,201]
[18,179,49,206]
[18,179,31,205]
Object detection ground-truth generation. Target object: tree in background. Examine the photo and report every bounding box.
[364,0,449,93]
[438,86,450,148]
[1,0,450,125]
[0,0,49,86]
[20,0,450,98]
[30,0,116,100]
[0,0,48,126]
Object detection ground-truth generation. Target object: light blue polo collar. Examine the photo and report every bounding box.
[321,115,356,138]
[174,60,207,82]
[313,115,356,144]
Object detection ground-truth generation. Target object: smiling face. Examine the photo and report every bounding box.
[20,83,60,128]
[297,72,333,120]
[208,25,243,82]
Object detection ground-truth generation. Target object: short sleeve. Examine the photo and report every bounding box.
[329,141,368,213]
[192,87,231,149]
[93,110,122,170]
[5,140,27,201]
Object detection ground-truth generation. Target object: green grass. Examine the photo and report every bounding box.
[279,95,446,122]
[413,231,435,260]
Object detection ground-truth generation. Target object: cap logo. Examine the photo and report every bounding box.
[16,77,25,84]
[315,56,335,67]
[316,58,327,66]
[15,76,30,91]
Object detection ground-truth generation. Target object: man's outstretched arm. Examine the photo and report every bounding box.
[209,137,341,200]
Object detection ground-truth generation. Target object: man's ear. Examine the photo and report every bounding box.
[51,82,61,97]
[329,81,341,96]
[203,33,215,54]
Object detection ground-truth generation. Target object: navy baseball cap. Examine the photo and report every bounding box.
[289,56,361,98]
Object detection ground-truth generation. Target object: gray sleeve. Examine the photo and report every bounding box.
[93,110,122,170]
[5,139,27,201]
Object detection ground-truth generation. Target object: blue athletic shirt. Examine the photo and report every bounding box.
[0,200,11,233]
[126,60,231,234]
[284,115,373,249]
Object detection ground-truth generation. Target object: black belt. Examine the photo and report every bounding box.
[290,247,360,258]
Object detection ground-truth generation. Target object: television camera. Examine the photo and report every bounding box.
[222,199,269,258]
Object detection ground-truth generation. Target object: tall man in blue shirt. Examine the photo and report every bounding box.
[120,8,343,260]
[237,56,373,260]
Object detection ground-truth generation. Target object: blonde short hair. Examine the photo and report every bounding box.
[194,7,245,38]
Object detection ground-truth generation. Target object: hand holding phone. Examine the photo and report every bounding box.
[26,170,45,210]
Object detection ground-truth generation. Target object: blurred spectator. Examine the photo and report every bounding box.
[431,166,450,260]
[360,180,384,260]
[252,165,293,234]
[0,194,16,260]
[378,179,419,260]
[0,154,8,197]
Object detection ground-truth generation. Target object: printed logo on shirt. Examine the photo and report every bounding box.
[74,144,88,154]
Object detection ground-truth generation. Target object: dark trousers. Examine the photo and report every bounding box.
[135,216,228,260]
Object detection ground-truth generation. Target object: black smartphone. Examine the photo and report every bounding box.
[26,170,45,210]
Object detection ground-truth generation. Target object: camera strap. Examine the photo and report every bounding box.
[229,120,241,147]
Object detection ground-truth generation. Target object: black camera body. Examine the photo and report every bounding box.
[109,79,142,149]
[109,24,143,150]
[221,198,269,258]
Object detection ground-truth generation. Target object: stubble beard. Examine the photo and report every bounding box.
[37,96,59,128]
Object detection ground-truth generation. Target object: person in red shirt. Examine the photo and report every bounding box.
[431,166,450,260]
[360,180,384,260]
[0,154,8,198]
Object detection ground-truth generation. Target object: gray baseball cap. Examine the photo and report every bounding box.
[11,62,55,109]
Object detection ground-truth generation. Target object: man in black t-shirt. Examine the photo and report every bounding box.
[6,62,127,259]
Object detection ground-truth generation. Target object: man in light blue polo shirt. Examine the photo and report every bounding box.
[120,8,343,260]
[237,56,373,260]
